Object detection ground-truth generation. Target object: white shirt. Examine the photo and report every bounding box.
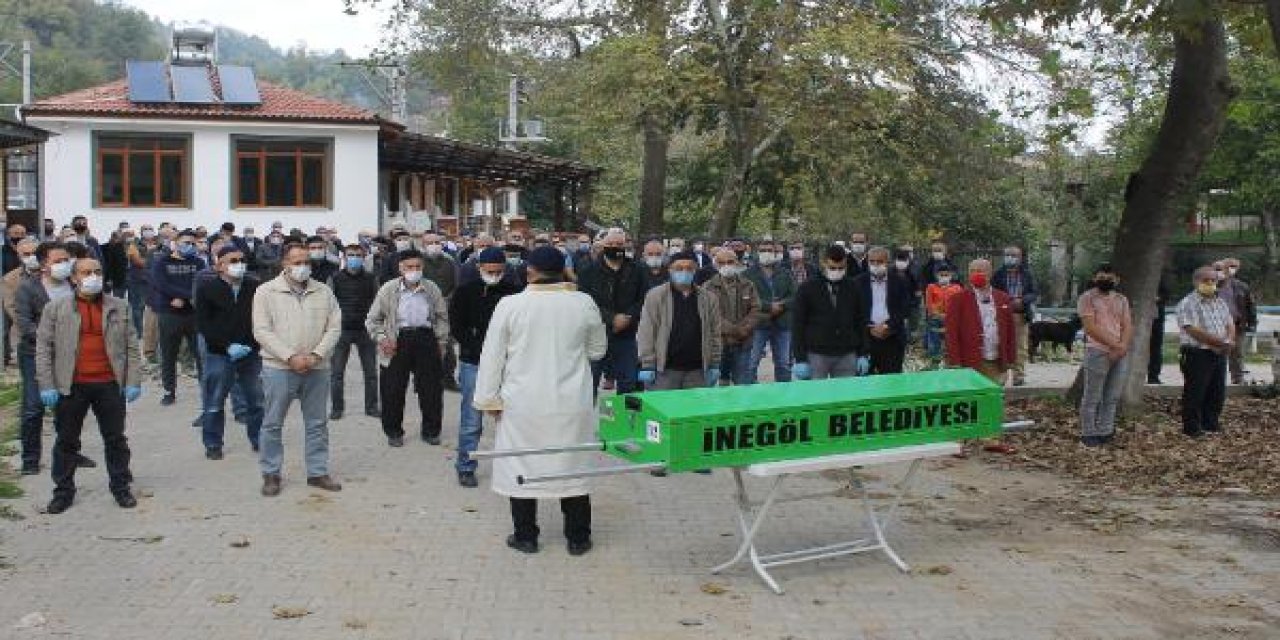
[869,277,890,325]
[397,281,433,329]
[977,289,998,360]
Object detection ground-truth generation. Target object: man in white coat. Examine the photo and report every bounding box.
[474,246,607,556]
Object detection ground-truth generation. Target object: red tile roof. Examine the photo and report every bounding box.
[24,77,386,126]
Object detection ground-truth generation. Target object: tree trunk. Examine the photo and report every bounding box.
[637,113,670,237]
[1267,0,1280,58]
[709,161,749,239]
[1112,16,1234,410]
[1260,206,1279,293]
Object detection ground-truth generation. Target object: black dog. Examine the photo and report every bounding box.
[1029,315,1083,362]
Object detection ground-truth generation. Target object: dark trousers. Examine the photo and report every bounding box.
[18,351,56,466]
[510,495,591,544]
[866,336,905,375]
[380,327,443,439]
[1179,347,1226,435]
[1147,312,1165,380]
[52,382,132,499]
[331,329,379,413]
[158,312,200,394]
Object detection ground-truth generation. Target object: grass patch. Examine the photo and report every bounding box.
[0,382,24,500]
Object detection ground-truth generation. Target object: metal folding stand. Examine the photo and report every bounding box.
[710,441,962,594]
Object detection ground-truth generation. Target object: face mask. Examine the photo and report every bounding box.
[1197,282,1217,297]
[179,243,198,258]
[244,232,255,240]
[932,251,945,261]
[969,273,989,289]
[289,264,311,283]
[603,247,625,261]
[227,263,247,279]
[269,236,282,245]
[644,256,664,269]
[938,276,952,286]
[850,243,866,254]
[142,230,156,240]
[825,268,846,282]
[670,270,695,287]
[565,241,580,253]
[480,272,503,286]
[424,244,444,258]
[346,257,364,271]
[1094,279,1116,293]
[403,270,424,284]
[51,261,73,280]
[870,264,888,277]
[78,275,103,295]
[1227,267,1238,277]
[895,260,909,270]
[718,265,741,278]
[624,250,635,260]
[1214,271,1225,282]
[308,249,325,261]
[1004,255,1020,267]
[757,252,778,266]
[72,223,88,234]
[22,255,39,271]
[667,246,683,256]
[395,239,412,252]
[693,243,705,252]
[789,249,804,261]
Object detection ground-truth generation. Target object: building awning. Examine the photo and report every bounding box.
[379,130,599,185]
[0,119,50,149]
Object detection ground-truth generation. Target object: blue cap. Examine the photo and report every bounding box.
[476,247,506,265]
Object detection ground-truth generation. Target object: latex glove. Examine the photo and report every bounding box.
[856,356,871,376]
[637,369,657,385]
[124,386,142,403]
[40,389,60,408]
[704,368,722,387]
[793,362,812,380]
[227,343,252,361]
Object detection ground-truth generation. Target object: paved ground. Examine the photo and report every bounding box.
[2,359,1278,639]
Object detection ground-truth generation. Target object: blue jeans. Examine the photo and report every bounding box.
[750,327,792,383]
[591,334,639,394]
[456,362,482,473]
[259,367,331,477]
[126,281,147,338]
[719,343,755,385]
[924,316,945,361]
[18,351,57,466]
[198,335,248,421]
[201,351,264,450]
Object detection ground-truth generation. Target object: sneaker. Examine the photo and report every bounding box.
[457,471,478,488]
[160,393,176,406]
[205,448,224,460]
[388,436,404,448]
[422,434,441,446]
[20,462,39,476]
[306,475,342,492]
[75,455,97,469]
[329,409,343,421]
[114,490,137,509]
[261,474,282,497]
[46,495,73,514]
[567,539,593,556]
[506,534,539,554]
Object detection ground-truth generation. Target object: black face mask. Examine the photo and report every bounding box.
[72,223,88,233]
[1095,279,1116,293]
[602,247,625,261]
[503,244,523,254]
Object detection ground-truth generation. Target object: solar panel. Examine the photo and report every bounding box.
[126,60,170,103]
[171,65,218,104]
[217,65,262,105]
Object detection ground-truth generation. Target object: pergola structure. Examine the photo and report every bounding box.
[0,119,52,234]
[379,128,600,233]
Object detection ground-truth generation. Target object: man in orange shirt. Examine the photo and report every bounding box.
[36,257,143,514]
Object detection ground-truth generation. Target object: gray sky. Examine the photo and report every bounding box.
[122,0,388,56]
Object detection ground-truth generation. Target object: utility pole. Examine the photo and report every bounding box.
[21,40,31,104]
[504,74,519,150]
[335,60,408,124]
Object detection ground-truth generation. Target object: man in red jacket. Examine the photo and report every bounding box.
[944,258,1017,383]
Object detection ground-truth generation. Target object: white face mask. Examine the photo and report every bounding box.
[308,249,325,261]
[142,230,156,240]
[227,263,247,279]
[932,251,945,261]
[667,245,683,255]
[717,265,741,278]
[938,276,953,285]
[644,256,664,269]
[79,275,103,295]
[395,239,412,252]
[288,264,311,283]
[480,272,503,286]
[22,255,39,271]
[403,270,424,284]
[870,264,888,277]
[757,251,778,266]
[850,243,866,254]
[693,243,705,252]
[424,244,444,258]
[895,260,909,270]
[825,268,846,282]
[1227,267,1238,276]
[51,261,73,281]
[788,249,804,261]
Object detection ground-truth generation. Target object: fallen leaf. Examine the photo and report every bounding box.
[211,594,239,604]
[921,565,954,576]
[678,618,704,626]
[700,582,728,595]
[343,618,368,629]
[272,606,310,619]
[97,535,164,543]
[229,537,250,549]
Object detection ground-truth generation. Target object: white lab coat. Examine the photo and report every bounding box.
[473,283,608,498]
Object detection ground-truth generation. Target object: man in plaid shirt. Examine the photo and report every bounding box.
[993,245,1039,386]
[1176,266,1235,438]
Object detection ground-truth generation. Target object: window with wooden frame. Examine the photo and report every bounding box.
[234,138,330,208]
[95,135,189,208]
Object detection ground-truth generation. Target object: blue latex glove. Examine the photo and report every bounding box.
[124,386,142,403]
[856,356,871,376]
[227,343,252,361]
[704,368,722,387]
[40,389,60,408]
[637,369,657,385]
[793,362,812,380]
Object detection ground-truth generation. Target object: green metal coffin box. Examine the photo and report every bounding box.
[598,369,1004,473]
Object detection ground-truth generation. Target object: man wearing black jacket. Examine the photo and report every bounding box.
[792,245,866,379]
[194,246,263,460]
[327,244,380,420]
[576,230,646,394]
[150,229,202,405]
[449,247,519,487]
[852,247,912,375]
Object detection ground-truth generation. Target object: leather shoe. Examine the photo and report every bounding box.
[388,436,404,448]
[567,539,593,556]
[160,393,176,406]
[46,495,73,514]
[205,448,224,460]
[191,415,203,428]
[76,455,97,468]
[457,471,478,488]
[329,409,343,421]
[422,434,441,446]
[306,475,342,492]
[21,462,39,475]
[365,408,381,418]
[261,474,282,497]
[114,491,137,508]
[506,534,539,554]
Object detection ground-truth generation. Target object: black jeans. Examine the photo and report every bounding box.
[380,327,443,439]
[510,495,591,544]
[157,312,200,394]
[1179,347,1226,435]
[866,336,905,375]
[1147,312,1165,380]
[52,382,132,499]
[331,329,379,413]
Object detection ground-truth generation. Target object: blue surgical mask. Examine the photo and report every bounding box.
[1004,255,1020,267]
[345,256,364,271]
[178,243,197,258]
[670,271,695,287]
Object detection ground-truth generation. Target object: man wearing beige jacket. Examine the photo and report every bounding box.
[252,244,342,497]
[636,251,723,391]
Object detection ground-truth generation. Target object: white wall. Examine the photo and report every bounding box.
[26,116,380,240]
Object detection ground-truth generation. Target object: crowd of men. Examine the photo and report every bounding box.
[0,216,1270,554]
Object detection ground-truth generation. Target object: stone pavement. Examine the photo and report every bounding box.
[2,361,1278,640]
